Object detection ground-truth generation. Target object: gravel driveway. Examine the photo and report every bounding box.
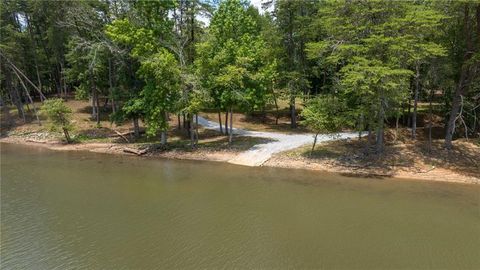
[197,116,360,166]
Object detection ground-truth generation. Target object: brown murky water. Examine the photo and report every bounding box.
[1,143,479,269]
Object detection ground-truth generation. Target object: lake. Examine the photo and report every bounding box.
[1,143,479,269]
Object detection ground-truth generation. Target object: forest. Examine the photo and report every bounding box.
[1,0,479,155]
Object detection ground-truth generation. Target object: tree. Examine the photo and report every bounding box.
[301,95,351,154]
[196,0,272,143]
[306,1,413,152]
[138,50,181,144]
[390,3,447,139]
[106,0,181,145]
[444,3,480,149]
[272,0,317,128]
[41,98,73,143]
[112,97,144,139]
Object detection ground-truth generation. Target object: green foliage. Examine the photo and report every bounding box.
[138,50,181,137]
[306,0,424,139]
[2,0,479,150]
[196,0,273,113]
[41,99,73,141]
[301,95,352,133]
[42,99,72,128]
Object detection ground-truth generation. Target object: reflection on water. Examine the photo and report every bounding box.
[1,143,479,269]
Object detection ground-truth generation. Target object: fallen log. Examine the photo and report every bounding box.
[113,130,130,143]
[123,147,148,156]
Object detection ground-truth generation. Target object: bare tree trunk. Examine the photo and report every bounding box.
[290,94,297,128]
[108,58,115,114]
[160,111,168,145]
[9,77,25,122]
[133,117,140,138]
[95,89,100,125]
[90,70,97,120]
[177,114,181,129]
[91,95,96,119]
[161,131,167,145]
[407,96,412,127]
[186,113,191,138]
[12,68,41,125]
[376,98,385,153]
[25,13,43,101]
[310,133,319,155]
[61,62,68,101]
[190,114,195,149]
[225,110,229,136]
[428,88,434,152]
[195,113,199,144]
[62,127,71,143]
[0,53,46,100]
[367,123,374,146]
[412,63,420,139]
[394,114,400,143]
[445,3,476,149]
[445,65,469,149]
[229,107,233,144]
[358,114,364,140]
[218,110,223,134]
[270,82,280,125]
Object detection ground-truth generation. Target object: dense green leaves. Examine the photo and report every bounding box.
[41,98,73,142]
[1,0,479,150]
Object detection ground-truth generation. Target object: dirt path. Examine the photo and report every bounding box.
[197,116,360,166]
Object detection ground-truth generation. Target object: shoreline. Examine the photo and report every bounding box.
[2,136,478,185]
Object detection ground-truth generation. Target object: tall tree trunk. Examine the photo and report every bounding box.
[367,124,373,146]
[270,82,280,125]
[195,113,199,144]
[62,127,71,143]
[218,110,223,134]
[14,68,41,126]
[60,62,67,101]
[95,89,100,125]
[186,113,191,138]
[407,96,412,127]
[161,131,167,145]
[358,114,364,140]
[133,117,140,139]
[7,70,25,122]
[412,63,420,139]
[25,13,43,101]
[108,58,115,113]
[310,133,319,155]
[290,93,297,128]
[225,110,229,136]
[394,113,400,143]
[90,71,97,120]
[160,111,168,145]
[428,88,434,152]
[190,114,195,148]
[445,69,468,149]
[229,107,233,144]
[445,4,475,149]
[376,98,385,153]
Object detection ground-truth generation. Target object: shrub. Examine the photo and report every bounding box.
[42,99,73,143]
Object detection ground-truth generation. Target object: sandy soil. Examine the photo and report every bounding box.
[0,136,236,163]
[264,139,480,185]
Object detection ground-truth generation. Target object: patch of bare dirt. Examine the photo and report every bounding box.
[264,138,480,184]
